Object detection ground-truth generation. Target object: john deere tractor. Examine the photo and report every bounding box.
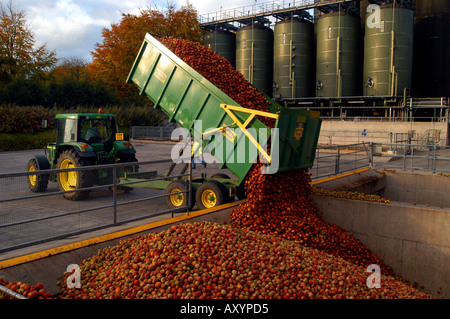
[26,113,137,200]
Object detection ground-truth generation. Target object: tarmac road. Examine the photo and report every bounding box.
[0,139,227,254]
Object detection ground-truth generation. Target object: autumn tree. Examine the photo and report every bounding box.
[0,1,56,85]
[48,56,90,83]
[89,2,204,99]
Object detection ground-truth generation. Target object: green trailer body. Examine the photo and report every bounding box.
[125,33,321,209]
[127,33,321,183]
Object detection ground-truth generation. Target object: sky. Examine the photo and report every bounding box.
[15,0,256,62]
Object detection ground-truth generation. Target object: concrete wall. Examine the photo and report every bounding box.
[314,197,449,299]
[381,171,450,208]
[319,120,448,146]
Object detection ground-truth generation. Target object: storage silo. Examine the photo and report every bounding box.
[236,23,274,95]
[273,17,315,99]
[316,11,361,97]
[413,0,450,97]
[363,3,414,97]
[204,30,236,68]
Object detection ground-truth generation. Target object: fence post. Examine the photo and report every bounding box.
[113,166,117,224]
[368,142,374,168]
[432,144,437,173]
[335,147,340,175]
[186,137,193,216]
[403,144,407,170]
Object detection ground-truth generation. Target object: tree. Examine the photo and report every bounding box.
[0,1,56,85]
[89,2,204,99]
[48,56,90,83]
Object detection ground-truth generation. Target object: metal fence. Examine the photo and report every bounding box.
[368,142,450,173]
[311,143,371,180]
[0,159,192,253]
[311,141,450,180]
[131,126,177,140]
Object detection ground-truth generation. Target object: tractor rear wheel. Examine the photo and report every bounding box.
[57,149,93,200]
[196,180,229,210]
[26,158,49,192]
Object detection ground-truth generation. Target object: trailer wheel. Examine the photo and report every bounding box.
[57,149,93,200]
[166,180,194,210]
[26,157,49,192]
[196,180,229,210]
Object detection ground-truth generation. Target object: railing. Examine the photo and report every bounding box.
[311,141,450,180]
[0,159,192,253]
[199,0,315,24]
[311,143,371,180]
[368,142,450,173]
[131,125,178,140]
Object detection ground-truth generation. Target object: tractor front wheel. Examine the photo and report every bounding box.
[57,149,93,200]
[26,158,49,192]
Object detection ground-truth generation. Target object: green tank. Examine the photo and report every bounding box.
[363,4,414,97]
[204,30,236,68]
[315,11,361,97]
[236,23,274,95]
[273,18,315,99]
[413,1,450,97]
[414,0,450,18]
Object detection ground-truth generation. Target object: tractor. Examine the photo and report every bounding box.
[26,113,138,200]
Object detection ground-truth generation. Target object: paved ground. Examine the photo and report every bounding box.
[0,139,227,255]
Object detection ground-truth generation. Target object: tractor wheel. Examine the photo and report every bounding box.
[165,180,194,210]
[196,180,229,210]
[26,158,49,192]
[57,149,93,200]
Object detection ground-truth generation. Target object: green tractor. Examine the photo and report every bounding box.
[26,113,138,200]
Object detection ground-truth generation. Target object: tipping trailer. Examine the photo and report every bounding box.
[124,33,322,210]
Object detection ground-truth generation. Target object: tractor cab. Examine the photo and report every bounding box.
[55,114,117,149]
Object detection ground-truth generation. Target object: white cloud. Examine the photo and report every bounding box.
[19,0,258,60]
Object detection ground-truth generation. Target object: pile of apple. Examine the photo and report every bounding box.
[0,278,51,299]
[156,38,419,283]
[159,37,276,128]
[57,221,431,299]
[312,187,392,203]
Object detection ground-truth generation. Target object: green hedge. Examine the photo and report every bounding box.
[0,130,54,152]
[0,104,161,151]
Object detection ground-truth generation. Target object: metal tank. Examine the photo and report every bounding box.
[413,0,450,97]
[204,30,236,68]
[236,23,274,95]
[273,17,315,99]
[363,3,414,97]
[315,11,361,98]
[414,0,450,18]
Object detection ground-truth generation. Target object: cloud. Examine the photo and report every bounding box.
[22,0,147,60]
[19,0,257,60]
